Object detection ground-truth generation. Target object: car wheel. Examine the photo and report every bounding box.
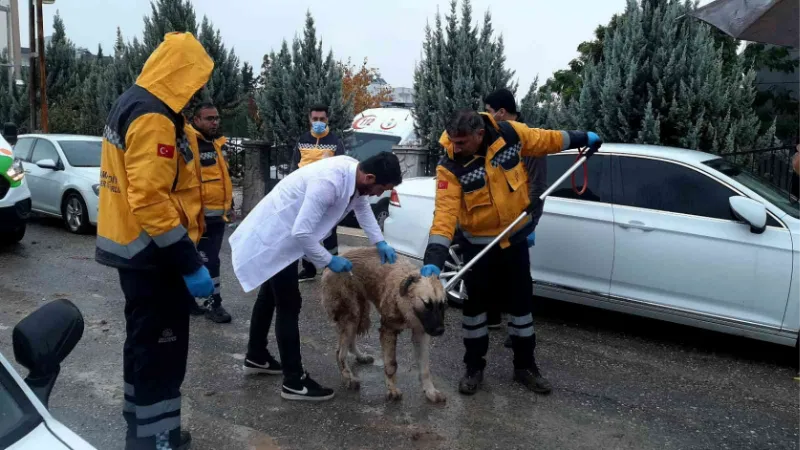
[375,205,389,231]
[62,193,91,234]
[439,244,467,309]
[0,224,25,246]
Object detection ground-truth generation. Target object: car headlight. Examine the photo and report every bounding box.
[92,183,100,196]
[6,158,24,182]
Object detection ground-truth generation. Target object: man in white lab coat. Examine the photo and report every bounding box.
[230,151,402,401]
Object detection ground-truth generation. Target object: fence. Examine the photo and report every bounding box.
[723,146,799,198]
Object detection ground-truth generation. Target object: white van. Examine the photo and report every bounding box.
[341,104,420,229]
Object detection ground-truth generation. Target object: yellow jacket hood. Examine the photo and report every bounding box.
[136,32,213,114]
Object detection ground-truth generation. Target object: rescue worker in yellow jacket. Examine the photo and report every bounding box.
[95,32,214,450]
[188,102,234,324]
[420,109,602,396]
[290,104,347,281]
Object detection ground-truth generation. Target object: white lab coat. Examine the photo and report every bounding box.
[229,155,384,293]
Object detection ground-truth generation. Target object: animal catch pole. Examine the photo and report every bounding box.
[444,148,596,291]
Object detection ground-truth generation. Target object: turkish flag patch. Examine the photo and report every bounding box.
[157,144,175,159]
[437,180,448,190]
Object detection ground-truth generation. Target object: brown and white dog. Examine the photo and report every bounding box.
[321,247,447,403]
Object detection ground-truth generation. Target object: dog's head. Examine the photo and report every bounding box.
[399,273,446,337]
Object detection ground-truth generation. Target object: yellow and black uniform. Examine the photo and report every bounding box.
[423,113,591,374]
[190,125,233,314]
[95,32,213,448]
[290,127,346,170]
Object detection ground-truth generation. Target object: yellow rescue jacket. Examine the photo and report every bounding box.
[189,126,233,221]
[95,32,213,274]
[425,114,570,265]
[291,127,346,170]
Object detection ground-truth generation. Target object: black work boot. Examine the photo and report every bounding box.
[298,260,317,282]
[171,430,192,450]
[513,364,552,395]
[458,368,484,395]
[188,300,206,316]
[204,298,232,324]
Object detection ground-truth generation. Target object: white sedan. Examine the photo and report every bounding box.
[13,135,102,234]
[383,144,800,347]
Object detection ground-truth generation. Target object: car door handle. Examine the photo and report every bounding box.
[618,220,653,232]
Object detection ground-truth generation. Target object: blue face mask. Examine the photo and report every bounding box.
[312,121,327,134]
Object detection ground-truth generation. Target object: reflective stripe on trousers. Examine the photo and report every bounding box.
[463,312,489,339]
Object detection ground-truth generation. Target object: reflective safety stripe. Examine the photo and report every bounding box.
[560,131,571,150]
[428,234,451,248]
[135,397,181,420]
[103,125,126,150]
[462,313,487,327]
[508,313,533,326]
[97,231,152,259]
[508,325,534,338]
[152,225,187,248]
[136,415,181,438]
[123,400,135,413]
[124,383,135,396]
[213,286,221,295]
[463,326,488,339]
[204,208,225,217]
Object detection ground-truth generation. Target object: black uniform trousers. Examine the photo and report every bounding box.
[461,240,537,371]
[119,268,189,449]
[300,226,338,275]
[246,260,304,380]
[197,219,226,306]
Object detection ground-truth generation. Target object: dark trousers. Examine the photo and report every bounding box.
[461,241,537,371]
[119,268,189,449]
[197,220,225,306]
[246,260,304,379]
[300,227,338,275]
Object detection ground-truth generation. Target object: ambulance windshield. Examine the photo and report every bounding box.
[344,132,401,162]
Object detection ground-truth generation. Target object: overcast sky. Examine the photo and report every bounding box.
[14,0,715,93]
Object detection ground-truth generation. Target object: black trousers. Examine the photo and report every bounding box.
[119,268,189,448]
[300,227,338,275]
[246,260,304,379]
[461,241,537,371]
[197,220,225,306]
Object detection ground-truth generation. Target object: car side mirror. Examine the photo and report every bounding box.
[729,196,767,234]
[12,298,84,407]
[36,158,58,170]
[3,122,17,145]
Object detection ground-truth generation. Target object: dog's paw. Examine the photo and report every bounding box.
[424,388,446,404]
[344,378,361,391]
[386,388,403,402]
[356,355,374,365]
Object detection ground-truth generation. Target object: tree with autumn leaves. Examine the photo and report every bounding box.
[341,58,394,114]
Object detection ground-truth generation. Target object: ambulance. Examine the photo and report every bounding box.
[342,103,420,229]
[0,123,31,245]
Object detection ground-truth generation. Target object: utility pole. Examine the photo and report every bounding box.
[27,0,35,132]
[36,0,47,133]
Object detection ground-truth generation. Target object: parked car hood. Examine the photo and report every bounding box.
[396,176,435,197]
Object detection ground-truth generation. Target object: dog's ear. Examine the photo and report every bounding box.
[399,274,420,297]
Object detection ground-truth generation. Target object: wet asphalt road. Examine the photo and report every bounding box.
[0,218,798,450]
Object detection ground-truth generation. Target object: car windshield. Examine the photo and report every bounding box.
[704,158,799,219]
[58,140,102,167]
[0,361,42,447]
[343,132,401,162]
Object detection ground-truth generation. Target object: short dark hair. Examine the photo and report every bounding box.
[484,89,518,115]
[193,102,217,118]
[309,104,329,116]
[445,109,485,137]
[359,151,402,186]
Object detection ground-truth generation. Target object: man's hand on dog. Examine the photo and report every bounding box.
[376,241,397,264]
[328,255,353,273]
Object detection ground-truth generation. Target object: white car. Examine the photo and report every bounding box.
[1,299,95,449]
[13,135,102,234]
[383,144,800,347]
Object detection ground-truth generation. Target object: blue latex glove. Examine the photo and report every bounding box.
[420,264,441,277]
[526,231,536,248]
[183,266,214,298]
[376,241,397,264]
[587,132,602,147]
[328,255,353,273]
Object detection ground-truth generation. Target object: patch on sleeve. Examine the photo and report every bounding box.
[157,144,175,159]
[437,180,449,190]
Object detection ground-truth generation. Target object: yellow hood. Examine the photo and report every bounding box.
[136,32,214,114]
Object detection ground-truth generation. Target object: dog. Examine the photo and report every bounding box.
[321,247,447,403]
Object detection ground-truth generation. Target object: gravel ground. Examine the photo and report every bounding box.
[0,218,797,450]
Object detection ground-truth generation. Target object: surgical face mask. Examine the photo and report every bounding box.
[311,121,327,134]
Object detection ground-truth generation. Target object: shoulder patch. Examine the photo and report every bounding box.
[157,144,175,159]
[437,180,448,190]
